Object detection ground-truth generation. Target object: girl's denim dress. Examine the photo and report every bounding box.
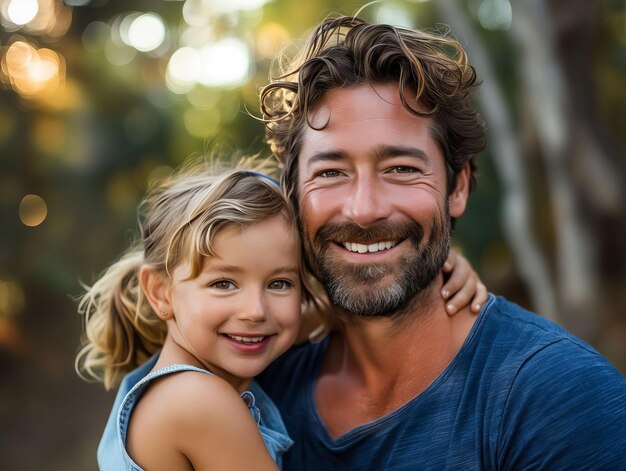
[97,355,293,470]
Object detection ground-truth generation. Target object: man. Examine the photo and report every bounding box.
[256,15,626,469]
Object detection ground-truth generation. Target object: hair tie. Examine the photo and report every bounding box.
[242,170,280,187]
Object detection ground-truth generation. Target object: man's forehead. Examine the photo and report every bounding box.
[306,83,425,128]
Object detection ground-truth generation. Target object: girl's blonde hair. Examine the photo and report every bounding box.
[75,161,308,390]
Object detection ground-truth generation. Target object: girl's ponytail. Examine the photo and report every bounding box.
[75,247,166,390]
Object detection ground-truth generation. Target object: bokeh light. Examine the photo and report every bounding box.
[166,46,202,94]
[198,38,250,88]
[182,0,271,25]
[212,0,272,13]
[6,0,39,26]
[478,0,513,30]
[375,4,414,28]
[182,0,208,27]
[1,40,66,100]
[1,0,72,37]
[19,194,48,227]
[165,39,251,92]
[256,22,290,59]
[126,13,166,52]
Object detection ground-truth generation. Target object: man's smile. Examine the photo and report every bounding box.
[341,241,397,253]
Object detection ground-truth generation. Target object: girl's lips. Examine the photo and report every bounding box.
[221,334,273,353]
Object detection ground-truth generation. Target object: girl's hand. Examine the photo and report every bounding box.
[441,249,487,316]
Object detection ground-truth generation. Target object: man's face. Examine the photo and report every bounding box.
[297,83,469,317]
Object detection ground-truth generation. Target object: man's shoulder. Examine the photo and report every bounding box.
[475,295,625,392]
[477,297,626,468]
[482,295,599,356]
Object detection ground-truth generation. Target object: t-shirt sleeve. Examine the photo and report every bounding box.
[497,339,626,469]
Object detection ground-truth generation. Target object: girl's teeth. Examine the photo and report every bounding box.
[227,335,265,344]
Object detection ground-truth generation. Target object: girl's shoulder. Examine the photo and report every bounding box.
[132,366,246,432]
[127,368,278,470]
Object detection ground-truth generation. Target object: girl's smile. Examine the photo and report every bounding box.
[164,215,302,392]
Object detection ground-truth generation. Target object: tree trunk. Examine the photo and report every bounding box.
[435,0,559,321]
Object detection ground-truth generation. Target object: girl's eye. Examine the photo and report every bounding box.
[209,280,237,290]
[268,280,293,290]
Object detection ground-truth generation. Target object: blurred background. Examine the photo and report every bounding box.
[0,0,624,469]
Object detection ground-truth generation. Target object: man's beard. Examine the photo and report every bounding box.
[302,213,451,318]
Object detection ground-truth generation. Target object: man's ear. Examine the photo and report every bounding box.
[449,164,471,218]
[139,266,172,320]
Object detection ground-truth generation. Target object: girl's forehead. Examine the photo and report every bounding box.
[193,216,300,269]
[172,213,301,279]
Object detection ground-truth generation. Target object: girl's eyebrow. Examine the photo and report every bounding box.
[271,267,301,277]
[203,263,300,277]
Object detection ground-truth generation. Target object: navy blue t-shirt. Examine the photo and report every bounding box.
[257,295,626,470]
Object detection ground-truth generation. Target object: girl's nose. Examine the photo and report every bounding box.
[237,292,267,322]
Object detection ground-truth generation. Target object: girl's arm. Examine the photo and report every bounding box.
[127,372,279,471]
[440,248,487,315]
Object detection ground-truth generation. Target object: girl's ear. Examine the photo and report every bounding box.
[449,164,471,219]
[139,266,172,320]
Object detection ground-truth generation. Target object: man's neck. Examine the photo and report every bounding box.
[316,274,477,437]
[337,276,466,385]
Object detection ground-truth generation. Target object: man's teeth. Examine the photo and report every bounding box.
[342,241,396,253]
[227,335,266,344]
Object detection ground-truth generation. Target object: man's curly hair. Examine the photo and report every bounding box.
[259,15,486,214]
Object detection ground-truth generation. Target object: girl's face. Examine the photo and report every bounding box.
[166,215,302,391]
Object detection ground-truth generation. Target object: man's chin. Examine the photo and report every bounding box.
[324,278,411,317]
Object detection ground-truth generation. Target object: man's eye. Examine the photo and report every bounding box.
[268,280,293,290]
[390,166,417,174]
[209,280,237,290]
[317,169,341,178]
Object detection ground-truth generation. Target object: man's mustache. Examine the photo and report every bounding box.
[315,221,424,245]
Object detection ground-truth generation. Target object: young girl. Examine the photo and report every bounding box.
[76,162,485,470]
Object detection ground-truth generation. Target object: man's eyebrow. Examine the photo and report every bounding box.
[304,150,346,169]
[304,146,429,169]
[373,145,429,162]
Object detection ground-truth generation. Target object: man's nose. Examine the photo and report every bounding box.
[342,174,392,227]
